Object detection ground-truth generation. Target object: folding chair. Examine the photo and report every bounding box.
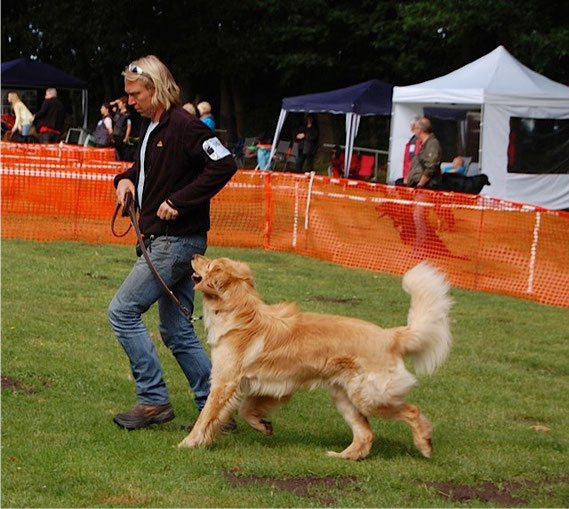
[357,154,375,180]
[283,142,299,172]
[272,140,291,170]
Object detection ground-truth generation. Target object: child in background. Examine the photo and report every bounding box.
[442,156,467,176]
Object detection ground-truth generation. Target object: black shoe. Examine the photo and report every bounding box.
[181,416,237,434]
[113,403,175,430]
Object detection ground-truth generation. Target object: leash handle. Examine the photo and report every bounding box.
[111,202,132,238]
[121,190,133,218]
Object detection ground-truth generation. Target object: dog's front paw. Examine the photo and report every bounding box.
[178,435,203,449]
[260,419,273,436]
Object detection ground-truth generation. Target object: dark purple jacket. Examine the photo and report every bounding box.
[114,105,237,236]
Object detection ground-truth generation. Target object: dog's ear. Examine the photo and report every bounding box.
[216,258,255,288]
[229,261,255,288]
[200,263,236,297]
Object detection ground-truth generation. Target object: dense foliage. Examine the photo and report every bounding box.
[3,0,568,140]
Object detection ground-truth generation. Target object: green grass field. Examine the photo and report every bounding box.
[2,240,568,507]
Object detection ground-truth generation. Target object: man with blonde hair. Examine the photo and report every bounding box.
[109,55,237,430]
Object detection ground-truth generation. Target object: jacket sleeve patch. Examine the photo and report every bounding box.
[202,137,230,161]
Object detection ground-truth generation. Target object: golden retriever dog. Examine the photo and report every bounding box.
[178,255,452,460]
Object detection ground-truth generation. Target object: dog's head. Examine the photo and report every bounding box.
[472,174,491,193]
[191,255,255,299]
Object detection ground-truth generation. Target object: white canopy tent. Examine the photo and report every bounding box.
[388,46,569,209]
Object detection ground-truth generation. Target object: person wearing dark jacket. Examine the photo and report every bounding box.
[112,96,132,160]
[109,55,237,430]
[295,113,319,172]
[405,117,442,189]
[33,88,65,143]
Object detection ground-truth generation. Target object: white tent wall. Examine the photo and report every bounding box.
[482,103,569,208]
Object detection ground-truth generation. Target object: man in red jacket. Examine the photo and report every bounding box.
[402,116,421,180]
[109,55,237,430]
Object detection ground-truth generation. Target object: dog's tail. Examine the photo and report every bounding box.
[399,262,452,376]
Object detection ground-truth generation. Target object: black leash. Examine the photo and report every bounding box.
[111,191,202,323]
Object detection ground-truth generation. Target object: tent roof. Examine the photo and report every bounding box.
[282,79,393,116]
[393,46,569,104]
[1,57,87,90]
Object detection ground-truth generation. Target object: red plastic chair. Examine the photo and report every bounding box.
[357,154,375,180]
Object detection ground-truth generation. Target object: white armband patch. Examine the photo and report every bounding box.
[202,137,231,161]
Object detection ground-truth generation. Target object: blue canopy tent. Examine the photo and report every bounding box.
[269,79,393,176]
[1,57,89,128]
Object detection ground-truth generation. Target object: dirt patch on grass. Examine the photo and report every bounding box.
[225,473,357,506]
[423,476,569,506]
[1,376,33,394]
[309,296,362,304]
[101,494,149,506]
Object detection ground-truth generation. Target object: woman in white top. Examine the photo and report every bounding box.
[7,91,34,137]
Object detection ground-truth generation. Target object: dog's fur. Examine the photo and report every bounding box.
[178,256,452,460]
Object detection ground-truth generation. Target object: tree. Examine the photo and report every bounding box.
[3,0,568,141]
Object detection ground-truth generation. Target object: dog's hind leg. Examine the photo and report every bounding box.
[377,404,432,458]
[238,395,290,436]
[178,380,241,449]
[326,385,374,461]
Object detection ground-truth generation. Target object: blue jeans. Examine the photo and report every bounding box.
[108,234,211,409]
[21,123,32,136]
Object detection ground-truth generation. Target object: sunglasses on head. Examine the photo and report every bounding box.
[126,64,147,75]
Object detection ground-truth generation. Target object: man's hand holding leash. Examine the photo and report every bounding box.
[116,179,135,209]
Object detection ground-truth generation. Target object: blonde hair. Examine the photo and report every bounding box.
[8,91,22,104]
[197,101,211,116]
[122,55,181,110]
[182,102,196,115]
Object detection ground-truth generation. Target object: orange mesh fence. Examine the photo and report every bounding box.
[2,142,568,308]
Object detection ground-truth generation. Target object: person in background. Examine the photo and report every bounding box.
[405,117,442,189]
[1,108,16,138]
[112,96,132,160]
[197,101,215,130]
[182,102,197,115]
[402,116,422,180]
[295,113,319,172]
[94,102,114,148]
[109,55,237,430]
[442,156,467,175]
[7,91,34,139]
[33,88,65,143]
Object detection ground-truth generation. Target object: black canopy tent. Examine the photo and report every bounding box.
[269,79,393,176]
[1,57,88,128]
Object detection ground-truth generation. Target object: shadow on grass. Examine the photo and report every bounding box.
[198,421,420,460]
